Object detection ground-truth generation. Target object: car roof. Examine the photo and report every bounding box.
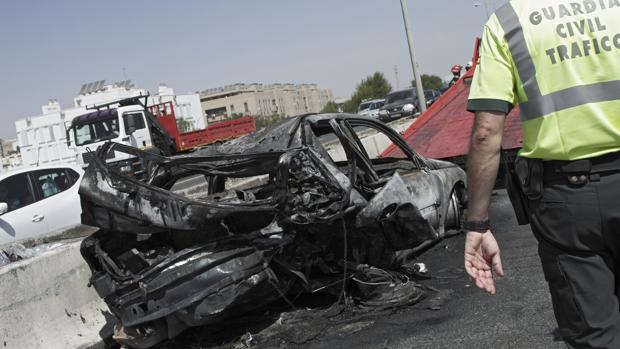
[360,99,385,104]
[193,113,380,156]
[387,88,415,94]
[0,164,84,181]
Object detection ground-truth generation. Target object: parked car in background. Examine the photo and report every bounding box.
[357,99,385,118]
[379,88,419,122]
[424,89,442,107]
[0,165,84,245]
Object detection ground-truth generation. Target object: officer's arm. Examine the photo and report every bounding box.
[464,111,506,295]
[465,19,513,294]
[467,111,505,221]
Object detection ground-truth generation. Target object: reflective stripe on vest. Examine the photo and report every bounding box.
[495,3,620,122]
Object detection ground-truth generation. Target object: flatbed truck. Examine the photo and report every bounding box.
[66,95,256,175]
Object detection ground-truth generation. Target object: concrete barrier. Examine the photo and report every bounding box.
[0,240,112,349]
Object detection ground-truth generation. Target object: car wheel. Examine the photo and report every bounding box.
[445,188,464,230]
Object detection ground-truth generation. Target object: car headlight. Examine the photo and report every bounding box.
[403,104,415,113]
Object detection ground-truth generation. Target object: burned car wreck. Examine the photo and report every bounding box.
[79,114,466,348]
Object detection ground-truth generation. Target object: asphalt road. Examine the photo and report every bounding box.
[289,190,564,349]
[157,190,565,349]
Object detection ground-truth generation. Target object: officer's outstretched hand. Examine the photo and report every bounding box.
[464,230,504,295]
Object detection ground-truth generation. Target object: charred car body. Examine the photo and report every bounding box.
[79,114,466,348]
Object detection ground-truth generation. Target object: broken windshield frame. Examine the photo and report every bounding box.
[343,119,424,168]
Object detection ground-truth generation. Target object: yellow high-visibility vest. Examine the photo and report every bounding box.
[468,0,620,160]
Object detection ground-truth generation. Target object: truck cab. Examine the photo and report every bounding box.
[66,96,256,177]
[66,97,176,175]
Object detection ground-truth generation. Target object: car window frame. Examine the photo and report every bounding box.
[358,102,373,113]
[306,116,428,185]
[328,119,380,184]
[30,168,76,201]
[340,122,369,159]
[66,168,80,185]
[123,111,147,133]
[0,172,38,213]
[343,118,426,171]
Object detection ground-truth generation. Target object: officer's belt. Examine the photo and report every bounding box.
[543,151,620,183]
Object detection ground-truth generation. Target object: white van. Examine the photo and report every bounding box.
[357,99,385,118]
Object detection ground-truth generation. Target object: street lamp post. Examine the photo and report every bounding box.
[399,0,427,113]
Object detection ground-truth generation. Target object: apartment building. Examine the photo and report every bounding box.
[200,83,333,123]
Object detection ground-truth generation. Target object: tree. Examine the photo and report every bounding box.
[355,72,392,101]
[342,100,359,113]
[343,72,392,113]
[418,74,444,90]
[320,101,339,113]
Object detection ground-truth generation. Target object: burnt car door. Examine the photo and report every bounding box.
[311,117,442,251]
[338,118,444,235]
[345,119,443,228]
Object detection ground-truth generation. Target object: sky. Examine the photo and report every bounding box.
[0,0,508,139]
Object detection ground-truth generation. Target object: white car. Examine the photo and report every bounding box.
[357,99,385,118]
[0,165,84,245]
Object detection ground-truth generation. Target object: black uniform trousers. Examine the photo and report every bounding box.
[530,170,620,349]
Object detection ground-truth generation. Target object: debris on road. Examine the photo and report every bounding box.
[414,262,428,274]
[0,251,10,267]
[79,114,466,348]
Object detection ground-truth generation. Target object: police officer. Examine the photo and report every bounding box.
[464,0,620,348]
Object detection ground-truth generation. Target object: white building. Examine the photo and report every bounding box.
[150,84,205,131]
[15,80,203,167]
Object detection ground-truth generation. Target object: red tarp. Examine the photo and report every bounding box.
[383,39,523,160]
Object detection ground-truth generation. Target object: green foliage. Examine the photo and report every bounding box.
[355,72,392,101]
[342,100,359,113]
[342,72,392,113]
[320,101,339,113]
[417,74,444,90]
